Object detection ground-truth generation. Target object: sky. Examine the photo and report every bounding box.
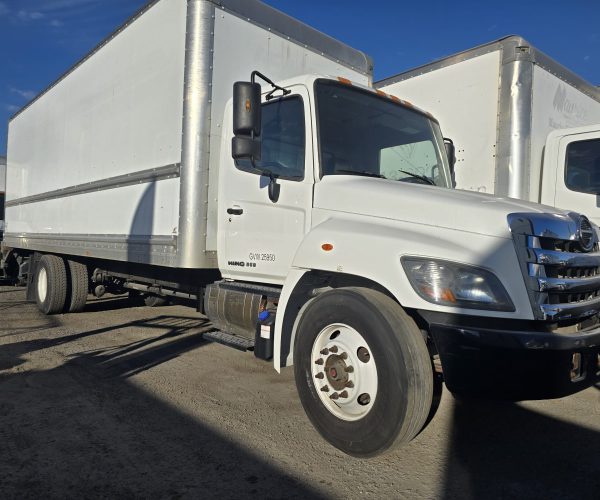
[0,0,599,155]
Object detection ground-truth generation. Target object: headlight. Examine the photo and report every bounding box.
[401,258,515,311]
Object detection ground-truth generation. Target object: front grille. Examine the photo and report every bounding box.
[509,213,600,321]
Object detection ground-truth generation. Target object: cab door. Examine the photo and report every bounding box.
[218,85,313,284]
[551,131,600,224]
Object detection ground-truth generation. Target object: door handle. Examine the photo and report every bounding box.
[227,207,243,215]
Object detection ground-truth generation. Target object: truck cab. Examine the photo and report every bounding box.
[219,75,452,285]
[215,73,600,454]
[541,125,600,225]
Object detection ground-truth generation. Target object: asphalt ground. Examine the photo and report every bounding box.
[0,285,599,499]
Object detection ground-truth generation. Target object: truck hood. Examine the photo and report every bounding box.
[313,176,568,239]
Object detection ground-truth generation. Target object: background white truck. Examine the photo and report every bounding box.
[3,2,600,457]
[376,36,600,222]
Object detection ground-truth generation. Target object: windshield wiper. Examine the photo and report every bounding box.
[336,169,386,179]
[398,170,435,185]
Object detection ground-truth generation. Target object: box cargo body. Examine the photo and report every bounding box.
[4,0,371,269]
[375,36,600,205]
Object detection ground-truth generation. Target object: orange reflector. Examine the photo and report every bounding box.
[376,90,387,97]
[337,77,352,85]
[245,99,251,111]
[439,289,457,303]
[321,243,334,252]
[402,99,414,108]
[389,95,400,103]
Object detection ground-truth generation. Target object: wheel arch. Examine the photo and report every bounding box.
[275,268,406,371]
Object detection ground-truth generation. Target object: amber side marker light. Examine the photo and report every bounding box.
[321,243,334,252]
[337,77,352,85]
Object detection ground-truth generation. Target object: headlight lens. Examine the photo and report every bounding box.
[401,258,515,311]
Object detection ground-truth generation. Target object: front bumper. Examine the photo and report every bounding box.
[423,313,600,400]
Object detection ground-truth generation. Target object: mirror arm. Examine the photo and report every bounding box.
[252,70,291,100]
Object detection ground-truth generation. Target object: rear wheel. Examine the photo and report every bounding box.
[35,254,67,315]
[294,287,433,457]
[65,259,89,313]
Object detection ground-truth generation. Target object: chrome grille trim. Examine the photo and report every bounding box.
[541,296,600,320]
[533,248,600,267]
[538,275,600,293]
[508,212,600,321]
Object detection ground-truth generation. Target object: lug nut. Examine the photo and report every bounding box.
[329,346,338,353]
[315,372,324,379]
[320,385,329,392]
[340,352,348,360]
[330,392,339,400]
[320,348,329,355]
[345,365,354,373]
[345,381,354,388]
[315,358,324,365]
[339,391,348,399]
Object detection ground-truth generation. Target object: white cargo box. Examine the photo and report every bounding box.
[4,0,371,268]
[376,36,600,202]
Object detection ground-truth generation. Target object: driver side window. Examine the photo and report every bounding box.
[236,96,305,181]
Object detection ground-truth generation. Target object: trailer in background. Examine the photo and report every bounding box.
[376,36,600,222]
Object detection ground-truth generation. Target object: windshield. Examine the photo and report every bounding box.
[315,80,451,188]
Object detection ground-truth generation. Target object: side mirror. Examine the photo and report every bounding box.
[444,138,456,173]
[232,81,262,162]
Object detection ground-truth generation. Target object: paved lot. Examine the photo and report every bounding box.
[0,285,599,499]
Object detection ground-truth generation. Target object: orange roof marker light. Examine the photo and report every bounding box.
[376,89,388,98]
[337,77,353,85]
[321,243,334,252]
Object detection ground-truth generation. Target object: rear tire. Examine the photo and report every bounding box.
[144,294,169,307]
[65,259,89,313]
[294,287,433,457]
[35,254,67,315]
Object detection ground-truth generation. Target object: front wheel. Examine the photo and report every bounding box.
[294,287,433,457]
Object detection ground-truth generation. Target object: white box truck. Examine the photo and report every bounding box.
[376,36,600,222]
[3,4,600,457]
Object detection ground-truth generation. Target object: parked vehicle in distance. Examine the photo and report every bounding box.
[376,36,600,223]
[2,4,600,457]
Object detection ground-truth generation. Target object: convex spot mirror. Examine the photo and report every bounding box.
[232,81,262,163]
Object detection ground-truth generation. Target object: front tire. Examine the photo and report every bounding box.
[35,254,68,315]
[294,287,433,457]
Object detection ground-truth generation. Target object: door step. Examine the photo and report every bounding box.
[203,330,255,351]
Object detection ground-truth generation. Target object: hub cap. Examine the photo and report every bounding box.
[37,267,48,303]
[311,323,378,421]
